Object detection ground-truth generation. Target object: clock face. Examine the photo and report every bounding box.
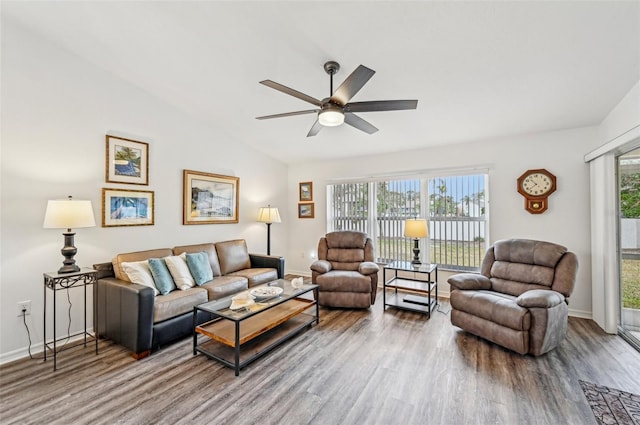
[521,172,553,196]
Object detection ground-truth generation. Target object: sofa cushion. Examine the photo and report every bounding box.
[200,276,248,300]
[450,289,531,331]
[164,254,195,290]
[228,268,278,287]
[216,240,251,275]
[173,243,222,277]
[113,248,173,281]
[121,260,159,296]
[153,287,208,323]
[490,261,555,287]
[186,252,214,285]
[325,231,367,249]
[316,270,372,293]
[148,258,177,295]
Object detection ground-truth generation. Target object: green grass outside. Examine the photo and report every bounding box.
[622,258,640,309]
[377,238,640,309]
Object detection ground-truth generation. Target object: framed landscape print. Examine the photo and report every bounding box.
[183,170,239,225]
[105,135,149,185]
[298,203,314,219]
[299,181,313,201]
[102,188,154,227]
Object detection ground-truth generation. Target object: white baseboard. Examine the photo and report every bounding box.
[287,270,311,277]
[0,330,94,366]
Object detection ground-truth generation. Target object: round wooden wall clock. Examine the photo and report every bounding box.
[517,168,557,214]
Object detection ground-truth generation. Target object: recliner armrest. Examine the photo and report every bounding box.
[310,260,332,274]
[447,273,492,290]
[249,253,285,279]
[516,289,565,308]
[358,261,379,275]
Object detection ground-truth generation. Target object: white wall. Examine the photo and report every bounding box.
[287,127,602,318]
[0,20,288,361]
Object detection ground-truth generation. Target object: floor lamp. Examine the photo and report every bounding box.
[404,218,428,265]
[43,196,96,273]
[257,205,281,255]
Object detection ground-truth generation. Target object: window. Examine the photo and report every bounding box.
[328,172,488,271]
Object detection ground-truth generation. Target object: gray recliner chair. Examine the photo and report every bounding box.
[310,231,380,308]
[448,238,578,356]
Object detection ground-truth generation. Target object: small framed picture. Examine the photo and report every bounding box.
[298,203,315,219]
[102,188,154,227]
[183,169,239,225]
[105,135,149,185]
[299,181,313,202]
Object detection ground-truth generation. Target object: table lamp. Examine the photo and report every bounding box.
[257,205,281,255]
[404,218,428,265]
[43,196,96,273]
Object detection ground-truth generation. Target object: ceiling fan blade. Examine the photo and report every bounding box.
[259,80,323,107]
[331,65,375,106]
[344,113,378,135]
[345,100,418,113]
[307,119,323,137]
[256,110,318,120]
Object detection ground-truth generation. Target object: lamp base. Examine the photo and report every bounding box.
[411,238,421,265]
[58,231,80,274]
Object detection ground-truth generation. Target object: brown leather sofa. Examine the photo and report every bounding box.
[94,239,284,359]
[310,231,379,308]
[448,239,578,356]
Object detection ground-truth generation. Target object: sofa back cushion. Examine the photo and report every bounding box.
[173,243,222,276]
[216,239,251,275]
[113,248,173,282]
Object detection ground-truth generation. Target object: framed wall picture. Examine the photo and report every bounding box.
[102,188,154,227]
[105,135,149,185]
[298,203,315,219]
[299,181,313,202]
[183,169,239,224]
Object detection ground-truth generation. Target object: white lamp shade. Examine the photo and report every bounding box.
[404,218,428,238]
[43,199,96,229]
[257,206,281,224]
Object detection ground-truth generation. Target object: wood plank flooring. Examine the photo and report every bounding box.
[1,287,639,425]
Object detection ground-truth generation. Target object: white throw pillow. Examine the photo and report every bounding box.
[165,254,196,290]
[121,260,159,296]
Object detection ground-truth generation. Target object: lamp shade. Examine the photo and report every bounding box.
[404,218,428,238]
[257,206,281,224]
[43,198,96,229]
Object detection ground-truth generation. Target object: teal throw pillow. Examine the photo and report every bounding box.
[148,258,177,295]
[186,252,213,285]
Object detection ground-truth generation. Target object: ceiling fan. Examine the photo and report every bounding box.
[256,61,418,137]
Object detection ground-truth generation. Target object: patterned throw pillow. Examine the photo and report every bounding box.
[185,252,213,285]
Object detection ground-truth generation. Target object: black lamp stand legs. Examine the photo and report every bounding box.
[59,231,80,273]
[411,238,421,265]
[265,223,272,256]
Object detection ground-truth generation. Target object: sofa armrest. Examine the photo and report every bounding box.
[95,276,155,357]
[447,273,492,291]
[249,253,285,279]
[310,260,332,274]
[516,289,565,308]
[358,261,379,275]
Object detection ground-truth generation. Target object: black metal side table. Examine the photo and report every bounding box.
[383,261,438,317]
[43,267,98,371]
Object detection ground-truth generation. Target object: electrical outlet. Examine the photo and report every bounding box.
[17,300,31,317]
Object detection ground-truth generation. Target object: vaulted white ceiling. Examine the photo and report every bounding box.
[3,1,639,164]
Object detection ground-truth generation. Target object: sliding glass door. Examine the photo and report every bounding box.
[618,147,640,351]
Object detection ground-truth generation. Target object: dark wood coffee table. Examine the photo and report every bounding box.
[193,279,319,376]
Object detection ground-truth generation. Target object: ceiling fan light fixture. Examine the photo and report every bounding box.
[318,104,345,127]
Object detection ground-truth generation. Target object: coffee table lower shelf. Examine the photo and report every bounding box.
[194,299,317,376]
